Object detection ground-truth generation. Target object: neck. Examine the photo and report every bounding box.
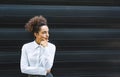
[35,39,41,45]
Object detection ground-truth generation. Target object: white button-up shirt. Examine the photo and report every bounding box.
[20,41,56,75]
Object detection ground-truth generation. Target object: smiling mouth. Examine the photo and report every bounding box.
[45,38,49,41]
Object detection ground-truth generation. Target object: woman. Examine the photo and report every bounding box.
[20,15,56,77]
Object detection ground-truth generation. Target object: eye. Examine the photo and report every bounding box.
[42,31,47,34]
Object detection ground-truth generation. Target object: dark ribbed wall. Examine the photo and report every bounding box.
[0,0,120,6]
[0,0,120,77]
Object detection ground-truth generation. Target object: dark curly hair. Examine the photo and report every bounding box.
[25,15,47,33]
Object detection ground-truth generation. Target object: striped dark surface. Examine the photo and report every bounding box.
[0,1,120,77]
[0,0,120,6]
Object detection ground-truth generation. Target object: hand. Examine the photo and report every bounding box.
[47,69,51,73]
[40,39,48,47]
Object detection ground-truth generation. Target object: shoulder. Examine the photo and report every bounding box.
[48,42,56,53]
[48,42,56,48]
[48,42,56,51]
[22,41,34,49]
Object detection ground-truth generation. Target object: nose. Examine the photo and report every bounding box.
[46,32,49,37]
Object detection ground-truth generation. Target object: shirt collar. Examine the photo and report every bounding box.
[33,40,49,49]
[33,41,40,49]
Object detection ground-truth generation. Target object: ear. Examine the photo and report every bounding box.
[34,32,37,37]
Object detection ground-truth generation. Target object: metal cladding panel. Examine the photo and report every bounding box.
[0,3,120,77]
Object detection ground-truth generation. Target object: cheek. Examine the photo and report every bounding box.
[39,34,45,38]
[37,33,46,38]
[36,34,42,38]
[42,34,46,38]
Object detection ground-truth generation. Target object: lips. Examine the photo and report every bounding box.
[45,38,49,41]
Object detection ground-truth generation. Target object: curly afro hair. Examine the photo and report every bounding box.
[25,15,47,33]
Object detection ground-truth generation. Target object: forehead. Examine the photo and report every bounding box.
[40,25,49,31]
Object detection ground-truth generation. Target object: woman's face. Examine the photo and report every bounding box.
[34,25,49,42]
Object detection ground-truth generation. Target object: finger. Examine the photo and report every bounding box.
[41,38,46,41]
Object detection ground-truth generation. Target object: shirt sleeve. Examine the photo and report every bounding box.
[20,45,47,75]
[42,45,56,70]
